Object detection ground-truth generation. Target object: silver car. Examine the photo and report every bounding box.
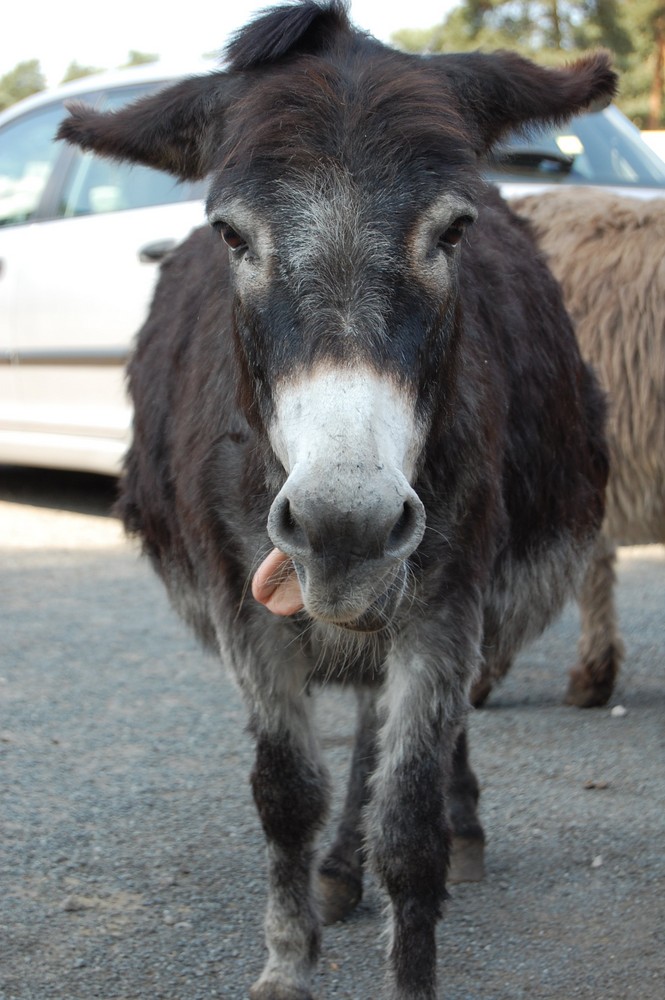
[0,65,207,475]
[2,65,665,475]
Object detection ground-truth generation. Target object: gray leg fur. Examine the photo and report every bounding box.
[223,628,330,1000]
[366,621,481,1000]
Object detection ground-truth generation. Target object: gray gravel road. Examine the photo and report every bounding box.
[1,469,664,1000]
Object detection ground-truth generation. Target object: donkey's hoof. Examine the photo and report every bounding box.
[249,980,313,1000]
[565,665,615,708]
[317,858,362,924]
[449,835,485,883]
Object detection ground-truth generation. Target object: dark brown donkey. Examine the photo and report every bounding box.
[59,3,614,997]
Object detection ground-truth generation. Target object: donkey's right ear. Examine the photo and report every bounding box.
[430,49,617,153]
[57,72,233,180]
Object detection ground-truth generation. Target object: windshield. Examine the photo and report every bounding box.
[485,105,665,189]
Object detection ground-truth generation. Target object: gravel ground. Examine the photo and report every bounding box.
[1,470,663,1000]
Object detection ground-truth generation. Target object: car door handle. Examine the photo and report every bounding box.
[138,239,177,263]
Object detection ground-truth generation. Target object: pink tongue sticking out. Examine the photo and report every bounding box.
[252,547,305,616]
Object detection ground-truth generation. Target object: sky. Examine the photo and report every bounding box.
[1,1,460,87]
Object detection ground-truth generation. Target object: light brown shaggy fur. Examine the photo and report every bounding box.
[475,188,665,707]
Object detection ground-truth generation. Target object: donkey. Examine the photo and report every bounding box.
[58,3,614,997]
[472,189,665,709]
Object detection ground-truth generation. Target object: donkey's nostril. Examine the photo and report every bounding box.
[268,492,306,555]
[385,493,426,560]
[388,503,413,548]
[282,498,297,533]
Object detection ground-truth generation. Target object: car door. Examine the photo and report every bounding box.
[0,96,67,455]
[10,158,206,470]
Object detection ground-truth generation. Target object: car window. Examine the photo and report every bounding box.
[485,108,665,189]
[58,83,205,217]
[0,101,65,226]
[59,151,202,216]
[0,81,205,228]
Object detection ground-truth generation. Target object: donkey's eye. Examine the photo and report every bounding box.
[215,222,247,253]
[438,216,473,249]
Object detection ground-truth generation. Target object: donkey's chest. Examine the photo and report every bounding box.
[300,624,389,688]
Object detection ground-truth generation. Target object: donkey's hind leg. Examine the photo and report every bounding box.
[566,532,624,707]
[318,688,378,924]
[448,728,485,883]
[469,653,513,707]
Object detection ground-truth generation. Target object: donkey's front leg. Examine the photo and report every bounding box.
[245,662,330,1000]
[368,634,476,1000]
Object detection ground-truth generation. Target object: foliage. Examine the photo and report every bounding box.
[61,61,103,84]
[0,60,46,112]
[121,50,159,68]
[0,49,159,111]
[618,1,665,126]
[393,0,665,127]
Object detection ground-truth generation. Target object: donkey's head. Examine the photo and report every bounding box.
[58,1,616,632]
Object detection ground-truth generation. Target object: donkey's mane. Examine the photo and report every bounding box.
[225,0,351,71]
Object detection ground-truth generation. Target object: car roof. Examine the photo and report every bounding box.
[0,59,218,125]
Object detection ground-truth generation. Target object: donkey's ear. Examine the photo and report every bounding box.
[57,72,233,180]
[432,50,617,152]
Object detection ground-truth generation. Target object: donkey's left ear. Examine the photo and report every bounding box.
[57,72,235,180]
[431,50,618,153]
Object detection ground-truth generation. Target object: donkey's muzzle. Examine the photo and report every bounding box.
[266,467,426,625]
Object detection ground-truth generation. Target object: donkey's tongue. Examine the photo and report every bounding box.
[252,547,304,616]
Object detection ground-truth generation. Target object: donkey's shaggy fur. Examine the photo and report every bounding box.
[472,189,664,708]
[58,3,614,997]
